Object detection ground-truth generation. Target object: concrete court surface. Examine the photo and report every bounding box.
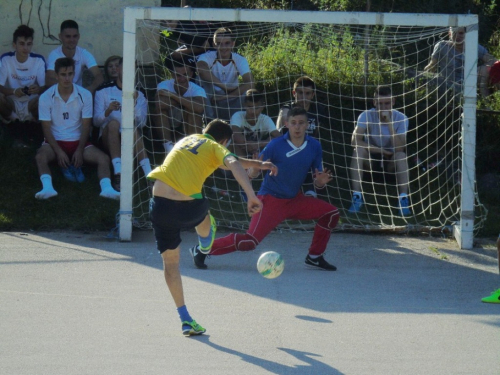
[1,230,499,375]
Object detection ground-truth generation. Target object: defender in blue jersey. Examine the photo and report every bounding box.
[190,107,340,271]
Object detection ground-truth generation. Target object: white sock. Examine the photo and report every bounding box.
[99,178,120,200]
[112,158,122,175]
[163,141,174,153]
[139,158,152,176]
[35,174,58,199]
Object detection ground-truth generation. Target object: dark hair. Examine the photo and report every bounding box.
[287,106,308,119]
[214,27,233,42]
[374,85,392,97]
[103,55,121,81]
[13,25,34,43]
[204,119,233,143]
[244,89,264,105]
[60,20,79,33]
[293,76,316,91]
[54,57,75,74]
[164,55,195,74]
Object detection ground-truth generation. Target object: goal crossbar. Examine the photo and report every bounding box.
[120,7,479,249]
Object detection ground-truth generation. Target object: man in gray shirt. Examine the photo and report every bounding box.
[348,85,411,216]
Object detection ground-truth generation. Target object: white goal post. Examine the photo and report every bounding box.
[120,7,479,249]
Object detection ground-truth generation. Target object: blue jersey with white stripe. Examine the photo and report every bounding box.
[258,132,323,199]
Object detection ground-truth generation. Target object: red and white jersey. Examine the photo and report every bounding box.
[94,81,147,129]
[47,46,97,86]
[39,83,92,142]
[0,52,46,102]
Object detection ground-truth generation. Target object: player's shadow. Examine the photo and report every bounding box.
[198,336,344,375]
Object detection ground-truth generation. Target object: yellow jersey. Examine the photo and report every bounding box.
[148,134,234,198]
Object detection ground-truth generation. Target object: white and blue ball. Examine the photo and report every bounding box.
[257,251,284,279]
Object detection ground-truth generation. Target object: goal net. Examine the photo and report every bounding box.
[120,8,486,249]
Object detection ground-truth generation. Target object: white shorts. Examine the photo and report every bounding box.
[10,95,37,122]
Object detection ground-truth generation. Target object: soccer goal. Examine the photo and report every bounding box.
[120,7,486,249]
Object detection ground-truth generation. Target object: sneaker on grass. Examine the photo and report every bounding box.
[182,320,206,336]
[190,246,208,269]
[305,254,337,271]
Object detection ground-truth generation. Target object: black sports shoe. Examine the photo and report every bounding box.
[305,254,337,271]
[189,246,207,269]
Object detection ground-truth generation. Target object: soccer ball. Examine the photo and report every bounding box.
[257,251,284,279]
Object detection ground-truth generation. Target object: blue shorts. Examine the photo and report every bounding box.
[149,196,209,253]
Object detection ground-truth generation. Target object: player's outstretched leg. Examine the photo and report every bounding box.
[198,214,216,254]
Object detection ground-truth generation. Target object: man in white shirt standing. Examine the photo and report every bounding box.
[155,56,207,154]
[0,25,46,142]
[35,57,119,200]
[94,57,152,191]
[348,85,411,216]
[196,27,254,121]
[45,20,103,95]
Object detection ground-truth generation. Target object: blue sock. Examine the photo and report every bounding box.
[198,225,214,248]
[177,305,192,323]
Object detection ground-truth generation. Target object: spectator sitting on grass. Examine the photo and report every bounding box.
[196,27,254,121]
[35,57,119,200]
[0,25,46,144]
[102,55,121,84]
[424,26,495,97]
[154,56,207,154]
[229,89,280,158]
[276,76,327,138]
[45,20,104,95]
[348,85,410,216]
[94,57,151,192]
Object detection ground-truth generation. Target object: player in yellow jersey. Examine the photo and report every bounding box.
[148,119,278,336]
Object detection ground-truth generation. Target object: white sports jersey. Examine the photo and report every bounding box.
[0,52,46,102]
[157,79,207,98]
[94,81,147,130]
[197,50,250,95]
[356,108,408,150]
[47,46,97,85]
[39,83,92,141]
[230,111,276,141]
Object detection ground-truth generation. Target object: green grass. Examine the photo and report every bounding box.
[0,134,118,232]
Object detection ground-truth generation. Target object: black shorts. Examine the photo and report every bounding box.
[149,196,209,253]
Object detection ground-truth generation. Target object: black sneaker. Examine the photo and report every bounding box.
[189,246,207,269]
[305,254,337,271]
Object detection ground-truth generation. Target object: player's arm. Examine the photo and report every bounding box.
[241,154,278,178]
[276,107,289,130]
[176,94,205,114]
[352,125,391,156]
[196,60,229,91]
[72,117,91,168]
[85,66,104,95]
[224,155,262,216]
[424,57,438,72]
[226,72,254,98]
[313,167,333,189]
[93,90,108,126]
